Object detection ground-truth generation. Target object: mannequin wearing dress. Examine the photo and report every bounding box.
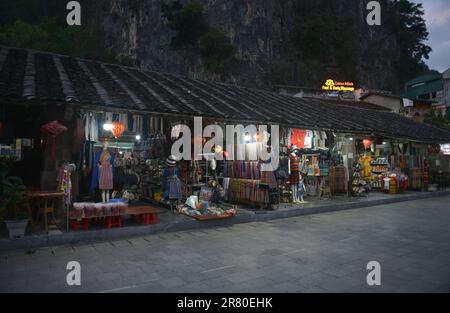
[90,140,114,202]
[289,150,300,203]
[99,141,113,203]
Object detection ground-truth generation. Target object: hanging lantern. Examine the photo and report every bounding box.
[111,121,125,139]
[363,139,372,150]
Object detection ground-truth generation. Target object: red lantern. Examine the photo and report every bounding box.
[40,120,68,158]
[363,139,372,150]
[111,121,125,139]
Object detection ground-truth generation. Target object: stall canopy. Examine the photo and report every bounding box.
[1,45,450,143]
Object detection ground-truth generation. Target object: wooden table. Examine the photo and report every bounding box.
[27,192,65,232]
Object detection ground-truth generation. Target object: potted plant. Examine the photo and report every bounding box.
[0,176,29,239]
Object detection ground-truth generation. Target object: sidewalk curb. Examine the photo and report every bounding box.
[1,191,449,251]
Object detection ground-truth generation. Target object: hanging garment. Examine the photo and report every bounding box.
[163,167,182,200]
[90,149,115,192]
[304,130,313,149]
[290,129,306,149]
[289,154,300,185]
[84,112,98,142]
[99,164,113,190]
[58,167,72,206]
[99,149,113,190]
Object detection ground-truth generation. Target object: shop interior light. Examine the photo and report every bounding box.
[214,145,223,154]
[135,134,141,141]
[349,137,354,141]
[103,123,113,131]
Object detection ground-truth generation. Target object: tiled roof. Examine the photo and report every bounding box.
[310,98,392,112]
[1,45,450,143]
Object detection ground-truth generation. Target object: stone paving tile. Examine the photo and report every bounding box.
[1,196,450,292]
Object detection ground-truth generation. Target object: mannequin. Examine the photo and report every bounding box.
[90,139,114,203]
[298,158,309,203]
[99,140,113,203]
[298,174,306,203]
[288,146,300,203]
[163,155,183,212]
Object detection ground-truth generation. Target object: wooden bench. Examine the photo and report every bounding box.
[68,205,161,231]
[124,206,160,225]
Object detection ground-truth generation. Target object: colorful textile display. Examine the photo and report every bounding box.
[179,204,236,219]
[329,165,348,194]
[71,202,127,220]
[227,178,269,205]
[223,161,260,180]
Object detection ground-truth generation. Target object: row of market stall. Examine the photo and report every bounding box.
[1,45,450,234]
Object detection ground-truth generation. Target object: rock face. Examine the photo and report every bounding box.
[84,0,405,91]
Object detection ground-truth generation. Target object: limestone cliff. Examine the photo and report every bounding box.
[83,0,425,92]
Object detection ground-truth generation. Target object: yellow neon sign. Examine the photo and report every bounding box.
[322,79,355,92]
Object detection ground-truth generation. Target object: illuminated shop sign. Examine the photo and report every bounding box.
[322,79,355,92]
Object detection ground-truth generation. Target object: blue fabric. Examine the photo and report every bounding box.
[90,149,115,192]
[163,167,182,200]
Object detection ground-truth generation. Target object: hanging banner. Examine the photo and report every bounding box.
[403,98,414,107]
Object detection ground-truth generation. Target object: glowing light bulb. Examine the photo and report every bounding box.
[103,123,113,131]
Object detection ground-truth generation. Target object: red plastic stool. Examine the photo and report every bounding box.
[149,213,158,224]
[71,219,78,231]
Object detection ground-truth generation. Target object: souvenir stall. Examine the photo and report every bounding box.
[409,143,429,191]
[279,128,332,202]
[219,130,278,210]
[170,121,239,219]
[356,139,409,194]
[328,134,353,196]
[67,110,174,230]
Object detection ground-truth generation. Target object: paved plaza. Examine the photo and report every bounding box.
[1,196,450,293]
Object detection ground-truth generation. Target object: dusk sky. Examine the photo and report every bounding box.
[412,0,450,72]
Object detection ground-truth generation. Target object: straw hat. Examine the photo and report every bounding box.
[165,155,178,167]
